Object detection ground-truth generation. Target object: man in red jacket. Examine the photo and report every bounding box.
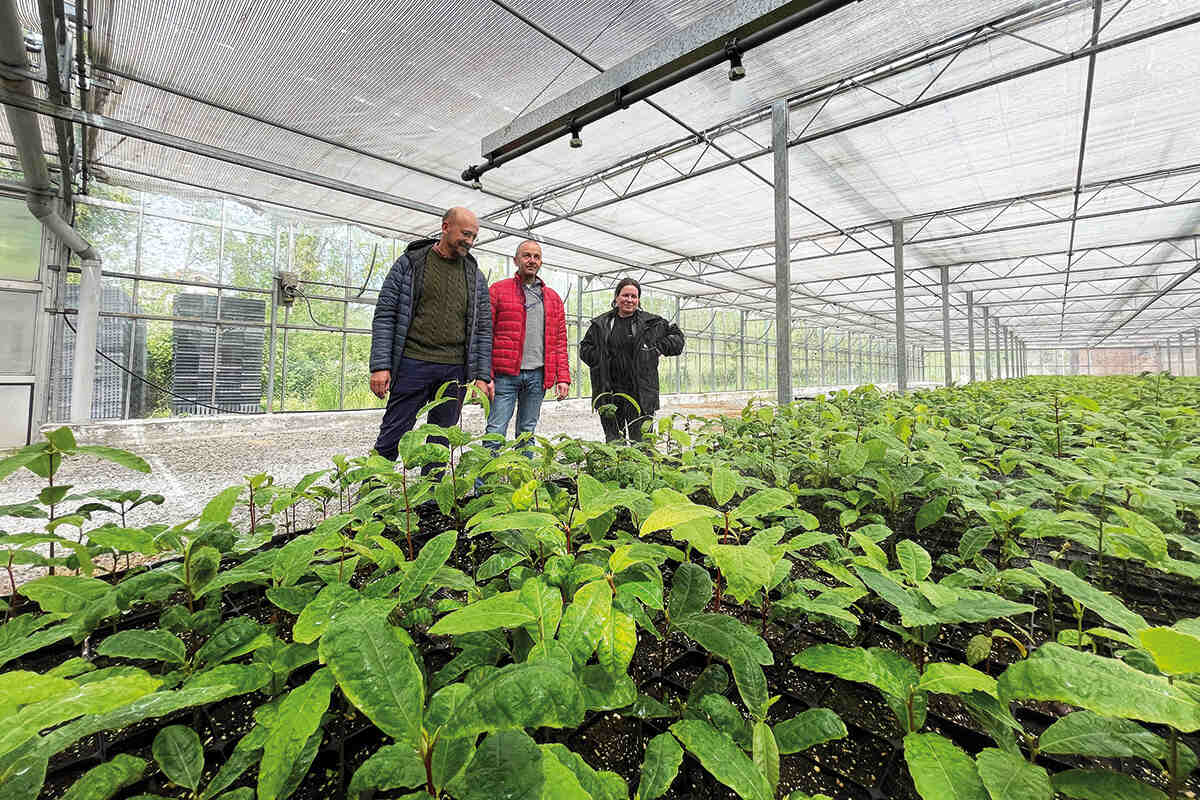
[485,240,570,452]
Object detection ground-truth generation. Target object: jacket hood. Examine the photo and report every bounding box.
[406,237,480,268]
[404,238,438,255]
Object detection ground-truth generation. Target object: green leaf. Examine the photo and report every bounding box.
[265,584,320,615]
[915,496,949,534]
[542,743,627,800]
[45,427,77,451]
[196,617,272,666]
[199,725,269,800]
[732,488,793,520]
[793,644,917,701]
[258,669,333,800]
[348,744,425,799]
[446,661,585,739]
[430,590,537,636]
[966,634,992,666]
[185,664,272,696]
[201,486,243,524]
[293,582,360,644]
[641,503,721,536]
[837,442,869,475]
[1138,626,1200,675]
[152,725,204,792]
[752,721,780,795]
[0,670,77,716]
[1051,769,1166,800]
[469,511,559,536]
[669,719,772,800]
[772,709,847,754]
[668,562,712,620]
[579,665,637,711]
[712,466,738,507]
[903,732,987,800]
[460,730,543,800]
[0,673,162,759]
[396,530,457,603]
[896,540,932,584]
[711,544,775,604]
[17,575,112,614]
[1038,710,1190,769]
[1030,562,1146,635]
[97,629,186,665]
[974,748,1053,800]
[519,578,563,642]
[597,609,637,677]
[0,446,46,482]
[321,606,423,747]
[918,663,998,698]
[557,580,612,666]
[998,643,1200,732]
[0,751,47,800]
[73,445,150,473]
[674,612,772,666]
[636,732,682,800]
[60,754,147,800]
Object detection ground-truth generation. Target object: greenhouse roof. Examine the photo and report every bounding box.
[4,0,1200,348]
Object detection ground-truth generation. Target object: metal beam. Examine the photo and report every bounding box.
[940,264,952,386]
[497,8,1200,257]
[967,290,975,383]
[470,0,853,177]
[1060,0,1103,336]
[893,220,907,394]
[773,99,791,405]
[982,305,991,380]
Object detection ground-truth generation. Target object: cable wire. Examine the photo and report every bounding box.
[61,313,257,415]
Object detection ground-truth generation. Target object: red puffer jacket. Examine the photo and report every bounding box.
[489,275,571,389]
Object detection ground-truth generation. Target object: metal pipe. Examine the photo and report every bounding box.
[966,290,975,383]
[940,265,952,386]
[773,99,791,405]
[893,220,907,394]
[2,0,101,421]
[1059,0,1103,333]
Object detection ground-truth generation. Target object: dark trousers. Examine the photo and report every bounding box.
[374,356,467,473]
[600,394,648,443]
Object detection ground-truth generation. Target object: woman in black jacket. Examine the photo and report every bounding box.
[580,278,685,442]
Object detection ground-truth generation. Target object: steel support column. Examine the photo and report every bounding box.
[966,290,975,383]
[575,275,584,398]
[675,295,683,395]
[892,220,907,394]
[739,310,747,390]
[1167,339,1174,375]
[69,259,101,420]
[982,305,991,381]
[820,328,827,386]
[940,265,952,387]
[1194,328,1199,377]
[772,100,792,405]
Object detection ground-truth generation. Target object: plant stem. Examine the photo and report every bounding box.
[400,468,414,561]
[1168,676,1180,800]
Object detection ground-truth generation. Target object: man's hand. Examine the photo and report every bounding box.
[475,379,495,403]
[370,370,390,399]
[554,382,570,400]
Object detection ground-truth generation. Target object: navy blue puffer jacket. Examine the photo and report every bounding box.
[369,239,493,382]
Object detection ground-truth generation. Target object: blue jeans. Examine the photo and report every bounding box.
[485,368,545,453]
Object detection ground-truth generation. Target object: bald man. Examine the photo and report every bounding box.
[370,207,494,469]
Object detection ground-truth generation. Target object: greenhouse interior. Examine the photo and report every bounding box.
[2,0,1200,798]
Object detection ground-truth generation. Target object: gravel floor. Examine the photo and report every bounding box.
[0,391,773,592]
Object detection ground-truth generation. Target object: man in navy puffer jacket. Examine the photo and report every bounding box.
[369,207,493,468]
